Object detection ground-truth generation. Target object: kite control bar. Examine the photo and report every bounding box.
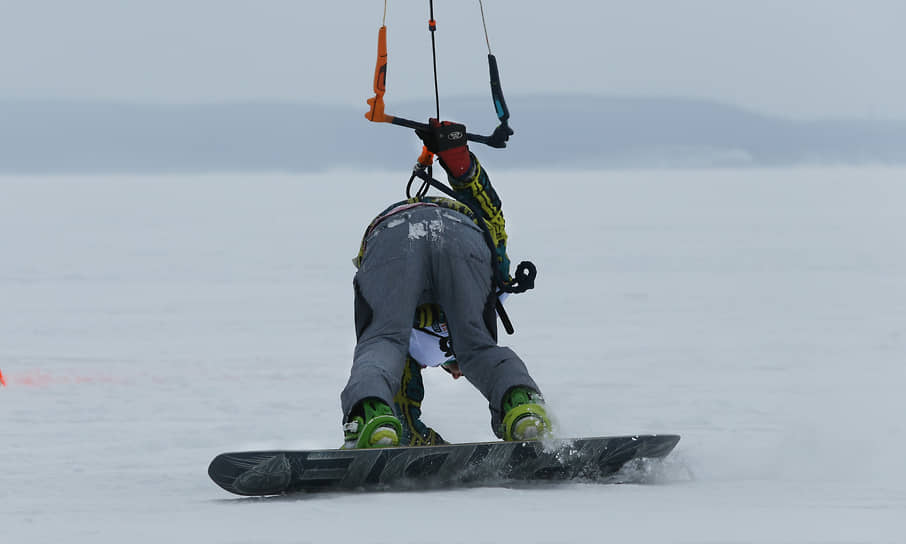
[365,16,514,149]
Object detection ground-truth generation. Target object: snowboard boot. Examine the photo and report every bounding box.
[342,398,403,449]
[500,386,552,441]
[394,356,448,446]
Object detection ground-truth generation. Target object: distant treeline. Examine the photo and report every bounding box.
[2,96,905,173]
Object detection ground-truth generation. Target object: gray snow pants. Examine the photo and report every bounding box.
[341,206,540,437]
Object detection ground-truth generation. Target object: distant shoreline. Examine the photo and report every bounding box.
[2,96,904,173]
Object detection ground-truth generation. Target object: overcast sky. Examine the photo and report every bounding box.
[3,0,904,119]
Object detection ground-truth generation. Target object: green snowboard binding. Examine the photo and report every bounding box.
[500,386,552,441]
[342,398,403,449]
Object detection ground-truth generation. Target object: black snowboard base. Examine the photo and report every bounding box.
[208,434,680,497]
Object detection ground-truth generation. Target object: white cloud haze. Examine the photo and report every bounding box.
[3,0,905,119]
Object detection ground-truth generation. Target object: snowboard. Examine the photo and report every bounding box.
[208,434,680,496]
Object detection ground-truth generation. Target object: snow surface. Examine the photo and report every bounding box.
[2,166,905,543]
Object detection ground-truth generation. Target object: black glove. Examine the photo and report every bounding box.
[415,119,468,154]
[415,119,472,177]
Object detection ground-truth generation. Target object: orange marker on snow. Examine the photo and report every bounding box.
[0,369,6,386]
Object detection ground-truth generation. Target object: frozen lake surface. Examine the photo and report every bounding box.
[2,166,905,543]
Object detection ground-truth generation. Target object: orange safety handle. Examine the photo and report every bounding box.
[417,146,435,167]
[365,26,394,124]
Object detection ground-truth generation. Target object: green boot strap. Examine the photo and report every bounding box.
[501,387,540,413]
